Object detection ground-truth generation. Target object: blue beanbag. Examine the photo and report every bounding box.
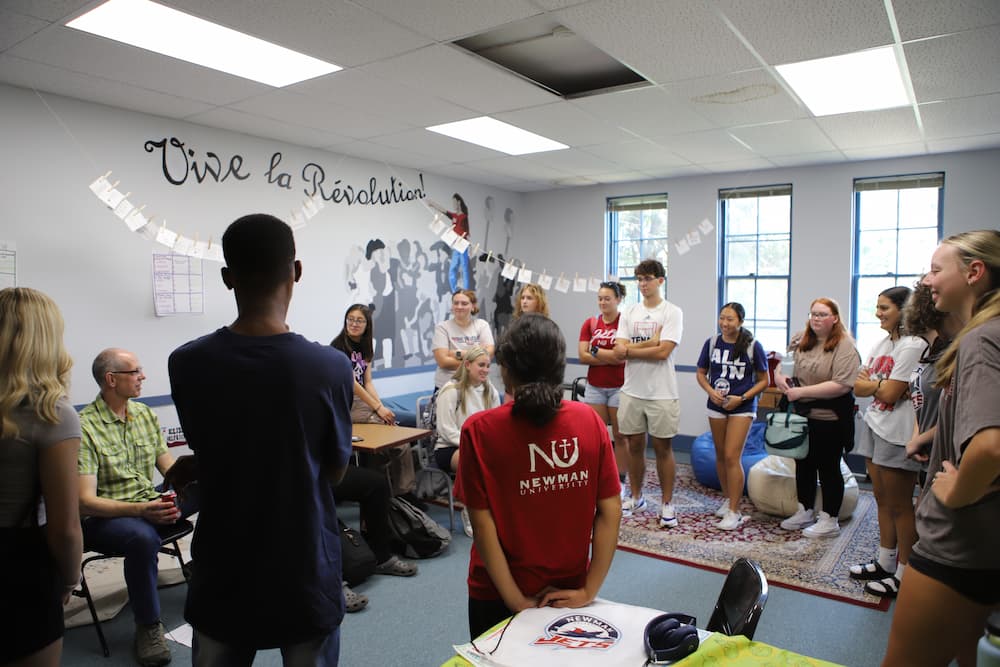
[690,421,768,492]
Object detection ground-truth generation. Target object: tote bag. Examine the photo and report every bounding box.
[765,405,809,459]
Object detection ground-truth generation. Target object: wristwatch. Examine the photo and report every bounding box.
[590,344,600,357]
[455,350,463,360]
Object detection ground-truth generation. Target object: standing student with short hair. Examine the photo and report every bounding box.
[613,259,684,528]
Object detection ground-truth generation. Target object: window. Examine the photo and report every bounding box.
[852,173,943,358]
[718,184,792,354]
[607,193,668,304]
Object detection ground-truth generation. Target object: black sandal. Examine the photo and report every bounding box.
[849,560,893,581]
[864,575,901,598]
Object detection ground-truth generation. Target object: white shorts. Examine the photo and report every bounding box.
[618,394,680,439]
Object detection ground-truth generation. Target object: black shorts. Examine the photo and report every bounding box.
[434,445,458,472]
[909,551,1000,605]
[0,527,65,662]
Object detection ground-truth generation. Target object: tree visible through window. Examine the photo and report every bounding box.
[719,184,791,354]
[607,193,668,304]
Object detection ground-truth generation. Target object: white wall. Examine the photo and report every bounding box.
[516,149,1000,437]
[0,83,523,405]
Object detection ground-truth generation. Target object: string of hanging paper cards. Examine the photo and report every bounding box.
[88,171,717,296]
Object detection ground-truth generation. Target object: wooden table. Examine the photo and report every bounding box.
[351,423,431,453]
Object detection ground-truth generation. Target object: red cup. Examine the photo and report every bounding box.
[160,490,177,507]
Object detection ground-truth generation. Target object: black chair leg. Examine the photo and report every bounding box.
[78,573,111,657]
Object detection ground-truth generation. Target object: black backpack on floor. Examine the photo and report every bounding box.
[387,496,450,559]
[339,519,376,586]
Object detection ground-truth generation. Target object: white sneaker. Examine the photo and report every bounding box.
[622,495,647,516]
[714,499,729,518]
[620,483,630,502]
[780,503,815,531]
[803,511,840,538]
[717,510,745,531]
[659,502,678,528]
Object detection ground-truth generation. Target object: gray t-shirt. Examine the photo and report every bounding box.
[0,395,81,527]
[913,317,1000,569]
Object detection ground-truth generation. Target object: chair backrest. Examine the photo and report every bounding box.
[706,557,768,640]
[413,394,438,469]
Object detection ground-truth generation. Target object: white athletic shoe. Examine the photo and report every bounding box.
[780,503,816,531]
[803,511,840,538]
[622,495,647,516]
[659,502,678,528]
[714,499,729,518]
[717,510,745,531]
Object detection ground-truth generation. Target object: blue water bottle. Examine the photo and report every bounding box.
[979,611,1000,667]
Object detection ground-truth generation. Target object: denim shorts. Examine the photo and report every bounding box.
[583,384,621,408]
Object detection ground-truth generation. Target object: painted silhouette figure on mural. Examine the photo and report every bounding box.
[426,194,471,292]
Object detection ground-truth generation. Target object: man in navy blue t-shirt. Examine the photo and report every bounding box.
[168,214,354,665]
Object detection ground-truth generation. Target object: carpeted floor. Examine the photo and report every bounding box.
[618,460,892,611]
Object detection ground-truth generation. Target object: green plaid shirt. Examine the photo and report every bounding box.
[78,395,167,503]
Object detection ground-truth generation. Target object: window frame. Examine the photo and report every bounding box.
[606,192,669,303]
[717,183,793,354]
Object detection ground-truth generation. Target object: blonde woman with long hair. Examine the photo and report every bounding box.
[433,346,500,474]
[0,288,83,667]
[884,230,1000,667]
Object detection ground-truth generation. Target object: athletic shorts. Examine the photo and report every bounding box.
[583,384,621,408]
[706,407,755,420]
[433,445,457,472]
[909,552,1000,606]
[856,425,922,472]
[618,394,679,439]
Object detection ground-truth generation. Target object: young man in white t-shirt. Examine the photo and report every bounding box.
[614,259,684,528]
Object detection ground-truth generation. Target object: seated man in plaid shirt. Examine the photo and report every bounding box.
[78,348,197,667]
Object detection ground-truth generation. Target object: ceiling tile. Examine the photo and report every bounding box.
[371,128,503,162]
[841,142,928,161]
[907,26,1000,102]
[715,0,892,64]
[894,0,1000,41]
[766,151,846,167]
[362,44,557,114]
[927,133,1000,153]
[330,140,450,170]
[495,101,632,146]
[555,0,759,84]
[0,9,48,52]
[1,1,91,22]
[464,155,573,181]
[231,90,411,139]
[290,69,477,129]
[424,162,524,187]
[518,148,620,175]
[698,157,777,173]
[8,24,270,105]
[583,140,690,170]
[667,69,807,128]
[920,94,1000,140]
[592,170,660,183]
[653,129,757,163]
[570,86,714,138]
[353,0,541,41]
[640,165,709,179]
[0,55,216,118]
[729,119,836,156]
[167,0,432,68]
[817,107,923,149]
[186,107,354,148]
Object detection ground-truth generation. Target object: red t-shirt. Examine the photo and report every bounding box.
[458,401,620,601]
[447,211,469,238]
[579,314,625,388]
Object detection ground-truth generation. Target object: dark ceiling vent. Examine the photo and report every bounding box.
[453,16,651,99]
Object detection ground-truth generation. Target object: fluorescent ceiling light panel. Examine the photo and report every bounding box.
[775,46,908,116]
[66,0,341,87]
[426,117,568,155]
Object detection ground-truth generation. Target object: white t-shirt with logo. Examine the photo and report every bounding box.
[862,334,925,444]
[432,318,494,388]
[616,299,683,400]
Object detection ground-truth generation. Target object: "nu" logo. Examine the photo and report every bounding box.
[528,438,579,472]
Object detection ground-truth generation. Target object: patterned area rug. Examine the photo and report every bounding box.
[618,461,892,611]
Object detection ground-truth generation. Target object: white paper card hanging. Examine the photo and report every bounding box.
[156,225,178,248]
[289,210,306,230]
[573,277,587,292]
[517,267,533,284]
[500,261,518,280]
[172,236,195,256]
[190,241,207,259]
[675,239,690,255]
[537,273,552,290]
[588,277,602,292]
[698,218,714,235]
[99,188,125,209]
[453,236,470,253]
[555,276,571,293]
[113,199,134,220]
[89,175,112,197]
[205,244,224,262]
[686,230,701,246]
[429,215,448,236]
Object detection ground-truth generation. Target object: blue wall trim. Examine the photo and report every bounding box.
[567,357,698,374]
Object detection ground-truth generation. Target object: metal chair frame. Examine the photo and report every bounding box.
[414,394,455,532]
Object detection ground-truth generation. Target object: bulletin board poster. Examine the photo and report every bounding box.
[152,252,204,316]
[0,240,15,288]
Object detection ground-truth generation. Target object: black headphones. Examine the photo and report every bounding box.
[643,613,699,664]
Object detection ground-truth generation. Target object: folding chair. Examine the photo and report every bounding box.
[413,394,455,532]
[706,557,769,640]
[74,518,194,657]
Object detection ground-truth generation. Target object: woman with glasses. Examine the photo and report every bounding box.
[849,286,926,597]
[513,283,549,319]
[695,302,769,530]
[1,288,83,667]
[884,230,1000,667]
[331,304,395,425]
[432,290,495,391]
[458,315,621,639]
[774,298,860,538]
[578,281,630,494]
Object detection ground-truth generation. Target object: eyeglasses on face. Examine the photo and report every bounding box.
[110,368,143,376]
[347,318,367,326]
[809,312,833,319]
